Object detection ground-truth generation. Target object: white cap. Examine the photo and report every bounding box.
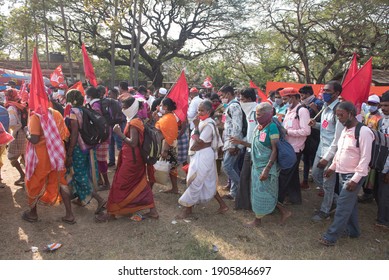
[368,94,380,104]
[159,87,167,95]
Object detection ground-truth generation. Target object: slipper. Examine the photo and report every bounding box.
[143,212,159,220]
[95,201,107,214]
[216,207,229,214]
[61,217,76,225]
[318,236,336,246]
[0,182,6,189]
[22,210,38,223]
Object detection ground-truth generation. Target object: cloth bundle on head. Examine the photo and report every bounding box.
[122,100,139,122]
[159,87,167,95]
[280,87,298,97]
[5,89,19,101]
[0,122,14,145]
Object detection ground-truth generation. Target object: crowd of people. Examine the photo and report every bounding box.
[0,78,389,247]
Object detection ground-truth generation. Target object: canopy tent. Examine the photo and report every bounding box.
[0,68,51,90]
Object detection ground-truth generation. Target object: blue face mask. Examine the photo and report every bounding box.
[322,93,332,103]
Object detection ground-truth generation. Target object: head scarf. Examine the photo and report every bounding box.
[122,100,139,122]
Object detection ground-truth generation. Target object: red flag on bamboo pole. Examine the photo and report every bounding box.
[166,70,189,122]
[342,53,359,86]
[29,48,48,117]
[249,80,267,102]
[341,57,372,113]
[81,43,98,87]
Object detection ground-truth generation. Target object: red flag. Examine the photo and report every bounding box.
[81,43,98,87]
[166,70,189,122]
[50,65,65,87]
[202,76,213,88]
[68,81,85,96]
[19,81,29,103]
[249,80,267,101]
[29,48,48,116]
[342,53,358,85]
[341,57,372,113]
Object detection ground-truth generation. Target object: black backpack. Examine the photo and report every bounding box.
[355,121,389,172]
[227,101,248,137]
[101,98,126,126]
[79,104,110,146]
[139,123,164,165]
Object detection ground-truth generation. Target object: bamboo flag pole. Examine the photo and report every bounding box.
[90,150,98,192]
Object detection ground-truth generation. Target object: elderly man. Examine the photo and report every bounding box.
[319,101,374,246]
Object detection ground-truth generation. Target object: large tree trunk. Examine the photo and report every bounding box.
[152,64,163,88]
[110,0,119,88]
[42,0,50,68]
[134,0,143,86]
[129,0,137,85]
[60,1,74,83]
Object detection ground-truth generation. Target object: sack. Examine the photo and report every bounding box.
[101,98,126,126]
[272,118,297,170]
[355,122,389,172]
[140,123,164,165]
[227,101,248,137]
[79,105,110,146]
[154,160,170,185]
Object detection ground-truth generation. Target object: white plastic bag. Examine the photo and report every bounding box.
[154,160,170,186]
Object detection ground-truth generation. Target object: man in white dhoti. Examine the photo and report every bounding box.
[177,100,228,219]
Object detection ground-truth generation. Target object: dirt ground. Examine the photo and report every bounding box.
[0,155,388,260]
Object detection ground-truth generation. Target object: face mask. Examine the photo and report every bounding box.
[322,93,332,103]
[342,114,352,127]
[212,103,219,110]
[159,107,165,114]
[85,97,91,104]
[198,114,209,121]
[275,98,282,106]
[221,98,229,104]
[256,114,273,126]
[368,105,378,113]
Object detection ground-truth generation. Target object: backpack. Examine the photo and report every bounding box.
[272,117,297,170]
[227,101,248,137]
[101,98,126,126]
[355,121,389,172]
[79,104,110,146]
[139,122,164,165]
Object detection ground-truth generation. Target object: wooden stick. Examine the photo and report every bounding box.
[89,149,98,192]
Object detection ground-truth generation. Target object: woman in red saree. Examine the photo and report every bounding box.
[96,97,158,221]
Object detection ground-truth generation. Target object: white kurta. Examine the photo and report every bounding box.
[178,119,221,207]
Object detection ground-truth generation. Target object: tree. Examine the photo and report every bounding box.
[49,0,250,87]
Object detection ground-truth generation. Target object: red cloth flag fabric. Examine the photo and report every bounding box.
[202,76,213,88]
[81,43,98,87]
[29,48,49,117]
[342,53,358,85]
[342,57,372,113]
[166,70,189,122]
[249,80,267,101]
[50,65,65,87]
[68,81,85,96]
[19,81,29,103]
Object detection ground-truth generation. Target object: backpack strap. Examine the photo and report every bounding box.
[294,105,305,120]
[355,122,364,148]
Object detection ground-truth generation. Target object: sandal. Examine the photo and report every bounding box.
[61,217,76,225]
[22,210,38,223]
[95,201,107,214]
[318,236,336,246]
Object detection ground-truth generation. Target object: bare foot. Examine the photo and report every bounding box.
[243,218,261,228]
[143,212,159,219]
[95,200,107,214]
[163,189,180,194]
[95,213,115,223]
[72,198,84,207]
[216,206,229,214]
[279,210,292,225]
